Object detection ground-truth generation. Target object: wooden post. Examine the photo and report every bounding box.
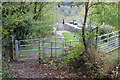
[51,42,53,60]
[15,40,19,60]
[39,40,41,63]
[11,35,15,60]
[95,27,98,49]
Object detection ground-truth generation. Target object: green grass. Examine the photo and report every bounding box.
[20,45,39,54]
[62,32,80,47]
[62,32,77,40]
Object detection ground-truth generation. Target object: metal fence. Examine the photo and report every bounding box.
[97,30,120,53]
[15,38,79,60]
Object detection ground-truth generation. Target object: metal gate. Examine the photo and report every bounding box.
[15,38,79,61]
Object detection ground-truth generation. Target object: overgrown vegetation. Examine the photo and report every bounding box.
[1,1,120,79]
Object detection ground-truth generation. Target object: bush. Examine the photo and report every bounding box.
[65,43,84,69]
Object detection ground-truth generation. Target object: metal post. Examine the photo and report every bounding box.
[62,39,64,54]
[42,40,45,59]
[65,39,66,46]
[70,41,72,46]
[51,42,53,60]
[55,38,57,57]
[64,39,67,54]
[15,40,19,60]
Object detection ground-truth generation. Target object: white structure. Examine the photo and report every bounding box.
[57,23,82,32]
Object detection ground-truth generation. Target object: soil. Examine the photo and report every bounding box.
[10,59,81,79]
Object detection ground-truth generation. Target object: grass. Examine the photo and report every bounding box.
[62,32,80,47]
[20,45,39,56]
[62,32,77,40]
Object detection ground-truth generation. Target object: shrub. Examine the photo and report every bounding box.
[65,43,84,69]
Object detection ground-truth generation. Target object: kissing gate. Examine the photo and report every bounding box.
[15,38,79,61]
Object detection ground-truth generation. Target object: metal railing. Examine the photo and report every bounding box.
[15,38,79,60]
[97,30,120,53]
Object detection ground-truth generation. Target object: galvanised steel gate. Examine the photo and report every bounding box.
[15,38,79,61]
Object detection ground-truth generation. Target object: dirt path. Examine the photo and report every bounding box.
[11,31,81,78]
[11,59,80,78]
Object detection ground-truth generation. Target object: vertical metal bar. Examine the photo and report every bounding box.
[55,38,57,57]
[51,42,53,60]
[65,39,66,47]
[15,40,19,60]
[42,40,45,59]
[64,39,67,54]
[39,40,41,63]
[11,36,15,60]
[70,41,71,46]
[62,39,64,54]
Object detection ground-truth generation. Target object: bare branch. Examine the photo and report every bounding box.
[88,2,101,9]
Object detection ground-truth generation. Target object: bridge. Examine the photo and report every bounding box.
[57,23,82,32]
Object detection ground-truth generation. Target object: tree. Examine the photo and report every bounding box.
[2,2,57,60]
[2,2,34,60]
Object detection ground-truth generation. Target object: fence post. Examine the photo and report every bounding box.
[70,41,71,46]
[51,42,53,60]
[118,31,120,63]
[15,40,19,60]
[39,40,41,63]
[64,39,67,54]
[65,39,66,47]
[62,39,64,54]
[55,38,57,57]
[42,40,45,59]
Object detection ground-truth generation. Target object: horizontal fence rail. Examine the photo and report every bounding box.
[15,30,120,60]
[15,38,79,60]
[97,30,120,53]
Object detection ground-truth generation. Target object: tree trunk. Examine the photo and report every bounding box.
[4,41,14,61]
[82,2,89,53]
